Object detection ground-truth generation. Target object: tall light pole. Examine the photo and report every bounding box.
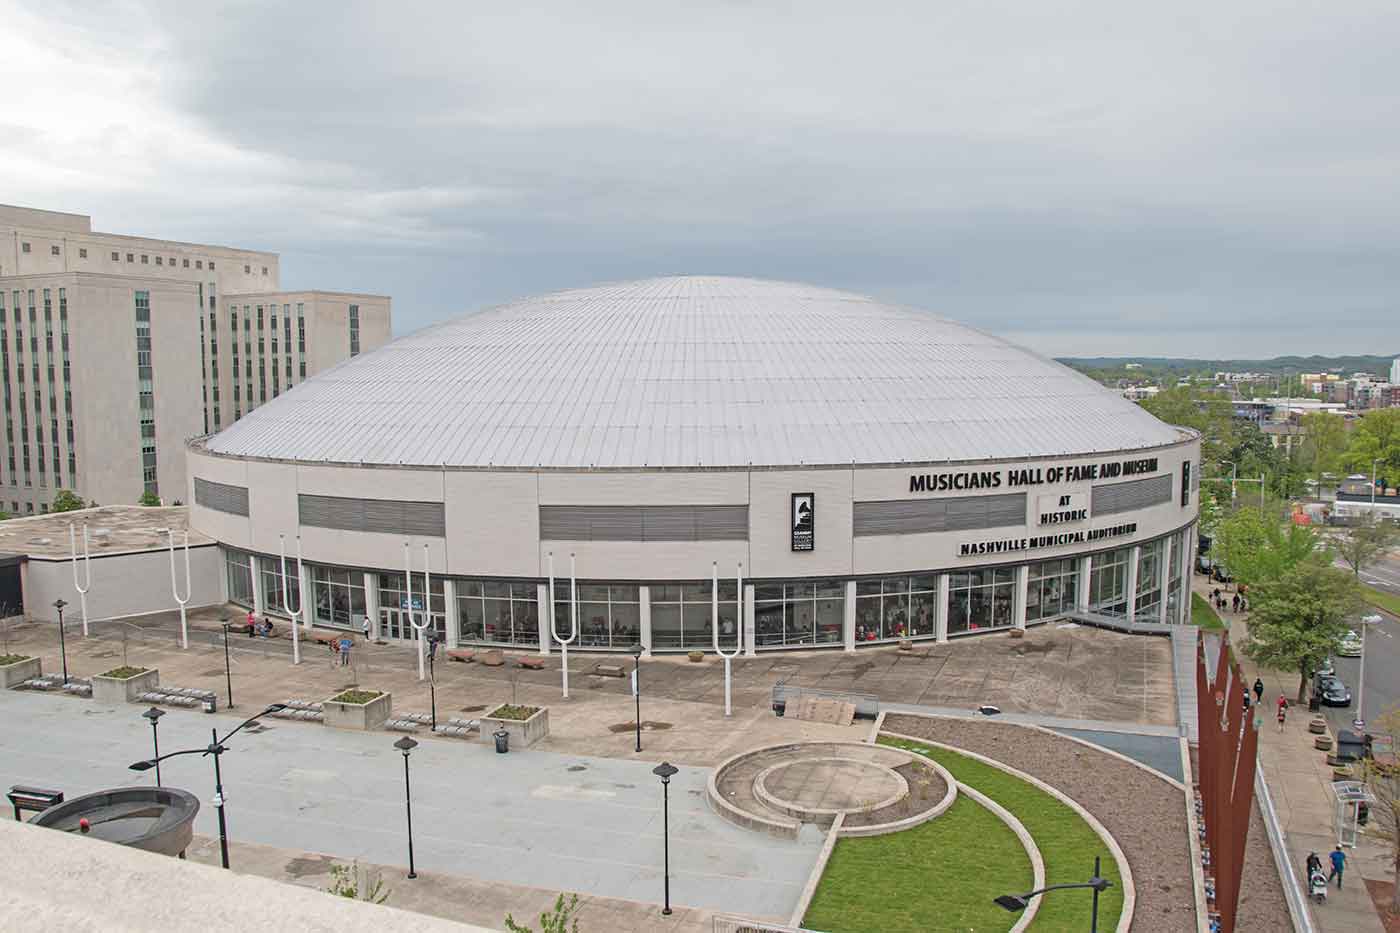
[1220,460,1238,505]
[52,598,69,685]
[394,735,419,879]
[652,761,678,915]
[995,856,1113,932]
[1356,620,1370,731]
[69,523,91,637]
[158,527,191,649]
[632,644,643,753]
[142,706,165,786]
[129,704,284,869]
[219,613,234,708]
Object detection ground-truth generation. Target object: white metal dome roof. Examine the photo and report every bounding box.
[205,276,1186,469]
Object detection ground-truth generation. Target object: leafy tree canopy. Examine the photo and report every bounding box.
[138,491,161,507]
[1242,561,1362,702]
[1214,505,1325,586]
[51,489,86,513]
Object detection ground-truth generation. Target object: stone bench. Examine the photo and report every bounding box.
[518,657,546,670]
[594,664,626,678]
[311,631,353,646]
[447,649,476,663]
[479,649,505,667]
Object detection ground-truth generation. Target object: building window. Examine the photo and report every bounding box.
[311,565,367,629]
[244,264,250,274]
[297,303,306,378]
[155,256,162,266]
[225,550,255,607]
[21,243,30,253]
[126,253,134,263]
[111,251,119,261]
[182,258,189,268]
[377,573,447,641]
[135,290,157,495]
[551,584,640,650]
[457,580,540,647]
[650,581,739,650]
[50,245,60,257]
[755,581,844,648]
[348,303,360,356]
[1027,559,1078,622]
[855,575,939,642]
[1088,547,1131,615]
[261,266,268,275]
[260,558,301,618]
[78,248,87,259]
[196,259,203,269]
[1134,539,1165,618]
[209,261,215,270]
[948,568,1016,635]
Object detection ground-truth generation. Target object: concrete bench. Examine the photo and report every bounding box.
[479,649,505,667]
[446,648,476,663]
[517,657,546,670]
[594,664,626,678]
[310,631,349,646]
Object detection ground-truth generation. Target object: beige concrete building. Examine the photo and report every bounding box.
[0,205,391,514]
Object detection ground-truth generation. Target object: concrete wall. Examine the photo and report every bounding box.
[23,544,224,623]
[187,436,1200,582]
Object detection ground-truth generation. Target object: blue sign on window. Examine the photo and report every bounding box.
[399,597,424,611]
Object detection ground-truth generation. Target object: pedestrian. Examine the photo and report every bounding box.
[1328,845,1346,889]
[1306,851,1322,878]
[246,609,257,638]
[1277,694,1288,732]
[329,639,340,667]
[339,636,352,666]
[427,633,439,662]
[361,616,371,643]
[1232,594,1240,613]
[1253,678,1265,705]
[1243,686,1251,712]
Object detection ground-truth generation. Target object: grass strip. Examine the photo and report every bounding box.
[802,793,1031,933]
[1191,592,1226,630]
[880,737,1126,932]
[1362,584,1400,619]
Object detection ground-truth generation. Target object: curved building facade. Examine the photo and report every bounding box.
[186,276,1200,654]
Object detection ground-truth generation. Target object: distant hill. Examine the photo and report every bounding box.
[1057,354,1398,376]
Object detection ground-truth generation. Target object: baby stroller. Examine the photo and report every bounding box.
[1309,864,1328,903]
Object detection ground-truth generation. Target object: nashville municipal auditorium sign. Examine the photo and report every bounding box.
[958,522,1139,558]
[907,456,1160,494]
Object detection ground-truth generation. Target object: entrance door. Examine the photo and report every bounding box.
[381,607,408,641]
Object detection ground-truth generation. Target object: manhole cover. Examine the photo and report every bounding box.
[607,721,674,733]
[567,765,587,772]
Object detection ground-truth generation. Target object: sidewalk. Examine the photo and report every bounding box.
[1197,577,1390,932]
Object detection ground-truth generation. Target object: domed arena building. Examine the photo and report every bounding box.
[187,276,1200,655]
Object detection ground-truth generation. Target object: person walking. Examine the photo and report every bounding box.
[328,638,340,668]
[1328,845,1346,889]
[361,616,371,644]
[339,636,352,667]
[1232,593,1241,613]
[246,609,257,638]
[1277,694,1289,732]
[1253,678,1265,705]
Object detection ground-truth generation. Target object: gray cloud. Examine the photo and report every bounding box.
[7,0,1400,357]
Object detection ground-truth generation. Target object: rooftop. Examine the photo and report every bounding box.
[0,505,211,559]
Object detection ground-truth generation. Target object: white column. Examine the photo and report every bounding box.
[1156,539,1172,626]
[1126,545,1141,625]
[843,580,857,652]
[536,583,551,655]
[443,578,459,647]
[363,571,380,640]
[744,583,756,657]
[1076,556,1092,611]
[1013,565,1029,630]
[935,574,950,643]
[1179,524,1195,625]
[639,584,653,657]
[300,562,315,630]
[250,555,265,616]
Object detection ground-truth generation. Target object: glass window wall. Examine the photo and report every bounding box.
[312,565,367,630]
[651,581,740,650]
[259,557,301,618]
[554,583,641,650]
[458,580,540,647]
[1134,540,1164,619]
[225,549,254,607]
[1165,534,1183,624]
[1026,558,1078,622]
[754,581,844,649]
[854,575,939,642]
[378,573,446,642]
[947,568,1015,635]
[1088,547,1131,615]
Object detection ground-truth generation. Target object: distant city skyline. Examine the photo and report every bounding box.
[6,1,1400,356]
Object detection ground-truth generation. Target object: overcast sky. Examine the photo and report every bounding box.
[5,1,1399,358]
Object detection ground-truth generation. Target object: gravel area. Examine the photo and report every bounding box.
[884,713,1197,933]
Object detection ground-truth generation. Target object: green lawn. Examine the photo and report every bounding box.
[1362,584,1400,619]
[802,792,1031,933]
[1191,591,1226,630]
[877,738,1126,932]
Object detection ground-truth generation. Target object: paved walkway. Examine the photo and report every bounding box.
[1197,576,1390,933]
[0,689,821,921]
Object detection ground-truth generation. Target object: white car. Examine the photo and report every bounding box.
[1361,614,1384,627]
[1337,631,1364,657]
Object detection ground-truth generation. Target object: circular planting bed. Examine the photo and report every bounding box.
[709,741,954,838]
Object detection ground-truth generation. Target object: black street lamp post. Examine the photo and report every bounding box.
[128,704,284,869]
[53,598,69,685]
[142,706,166,786]
[219,614,234,708]
[652,761,678,916]
[994,856,1113,932]
[632,644,643,753]
[395,735,419,879]
[426,636,437,733]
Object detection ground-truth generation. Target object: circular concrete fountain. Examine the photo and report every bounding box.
[30,787,201,857]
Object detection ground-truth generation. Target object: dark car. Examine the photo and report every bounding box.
[1318,675,1352,707]
[1211,564,1234,584]
[1196,555,1213,575]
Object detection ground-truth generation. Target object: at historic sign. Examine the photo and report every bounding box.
[1037,492,1089,526]
[791,493,815,552]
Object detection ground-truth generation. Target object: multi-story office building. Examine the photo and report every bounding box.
[0,205,390,514]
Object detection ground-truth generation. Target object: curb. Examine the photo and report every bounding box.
[788,813,844,928]
[958,780,1046,933]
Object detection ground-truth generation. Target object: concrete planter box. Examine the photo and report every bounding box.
[91,668,159,705]
[0,656,41,689]
[323,691,392,731]
[481,705,550,748]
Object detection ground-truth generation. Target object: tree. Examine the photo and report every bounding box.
[1298,411,1348,482]
[138,491,161,506]
[1214,505,1323,586]
[505,893,581,933]
[1242,561,1362,703]
[1343,408,1400,476]
[51,489,86,512]
[324,861,389,904]
[1361,705,1400,913]
[1336,521,1400,580]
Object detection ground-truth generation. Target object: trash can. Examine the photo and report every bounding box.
[772,701,786,718]
[203,696,217,714]
[493,729,510,754]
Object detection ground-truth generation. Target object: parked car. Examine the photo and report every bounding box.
[1310,657,1336,678]
[1195,555,1214,575]
[1211,564,1234,584]
[1337,631,1364,658]
[1319,675,1352,707]
[1361,613,1384,627]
